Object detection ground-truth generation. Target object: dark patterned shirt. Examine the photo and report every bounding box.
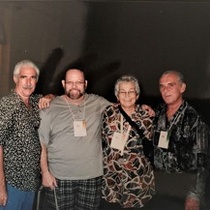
[153,100,209,199]
[0,90,41,191]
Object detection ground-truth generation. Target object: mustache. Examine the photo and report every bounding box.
[23,85,34,89]
[70,89,85,94]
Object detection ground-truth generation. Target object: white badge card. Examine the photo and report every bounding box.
[110,132,126,154]
[73,120,87,137]
[158,130,169,149]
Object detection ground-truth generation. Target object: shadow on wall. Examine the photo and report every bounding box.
[35,48,210,128]
[35,48,64,95]
[36,50,121,98]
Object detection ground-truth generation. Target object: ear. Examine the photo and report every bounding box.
[13,75,17,84]
[61,80,65,88]
[84,80,88,89]
[180,83,186,93]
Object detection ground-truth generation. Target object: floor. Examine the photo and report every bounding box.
[34,177,210,210]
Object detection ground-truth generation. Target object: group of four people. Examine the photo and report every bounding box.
[0,60,209,210]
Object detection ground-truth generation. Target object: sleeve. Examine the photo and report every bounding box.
[188,120,209,200]
[38,109,51,145]
[101,105,114,157]
[141,116,154,165]
[101,108,110,156]
[0,98,15,146]
[142,114,154,141]
[99,97,111,114]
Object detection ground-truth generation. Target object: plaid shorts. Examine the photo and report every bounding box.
[45,176,102,210]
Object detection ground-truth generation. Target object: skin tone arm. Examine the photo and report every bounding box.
[39,94,156,116]
[40,143,57,190]
[141,104,155,117]
[38,94,56,109]
[0,146,7,206]
[185,197,200,210]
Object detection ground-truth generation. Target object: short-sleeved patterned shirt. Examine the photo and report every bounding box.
[0,90,41,191]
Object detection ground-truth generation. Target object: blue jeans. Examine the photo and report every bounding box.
[0,184,35,210]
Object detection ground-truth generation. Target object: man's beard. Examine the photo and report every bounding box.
[66,89,85,100]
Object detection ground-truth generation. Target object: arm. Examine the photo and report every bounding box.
[40,143,57,189]
[101,110,110,156]
[0,98,15,206]
[185,121,209,210]
[0,146,7,206]
[140,110,154,165]
[38,94,56,109]
[101,105,115,158]
[141,104,155,117]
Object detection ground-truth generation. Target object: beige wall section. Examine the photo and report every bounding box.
[0,1,87,97]
[0,6,12,97]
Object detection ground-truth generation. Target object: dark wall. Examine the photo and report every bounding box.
[0,1,210,123]
[83,1,210,101]
[0,1,210,208]
[83,1,210,125]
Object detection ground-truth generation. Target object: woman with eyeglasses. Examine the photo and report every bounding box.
[100,75,155,209]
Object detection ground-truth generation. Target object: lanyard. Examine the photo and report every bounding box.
[64,96,86,120]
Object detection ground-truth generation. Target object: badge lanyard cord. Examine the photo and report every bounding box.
[167,105,188,131]
[64,96,86,120]
[118,105,154,162]
[118,105,144,138]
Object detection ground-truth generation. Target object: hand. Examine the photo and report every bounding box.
[42,171,57,190]
[185,196,200,210]
[0,184,7,206]
[141,104,155,117]
[38,94,55,109]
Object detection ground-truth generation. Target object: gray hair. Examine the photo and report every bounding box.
[161,70,185,84]
[114,75,140,97]
[13,60,40,80]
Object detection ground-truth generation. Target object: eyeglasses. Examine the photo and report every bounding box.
[118,90,136,96]
[65,81,85,86]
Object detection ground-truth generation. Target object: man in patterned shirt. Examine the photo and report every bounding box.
[0,60,51,210]
[151,70,209,210]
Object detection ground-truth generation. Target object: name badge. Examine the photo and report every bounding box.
[73,120,87,137]
[111,132,127,155]
[158,130,169,149]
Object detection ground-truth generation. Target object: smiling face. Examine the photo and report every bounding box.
[13,65,38,99]
[117,81,139,110]
[62,69,87,101]
[159,72,186,106]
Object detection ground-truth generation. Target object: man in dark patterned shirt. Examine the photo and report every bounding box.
[0,60,47,210]
[150,71,209,210]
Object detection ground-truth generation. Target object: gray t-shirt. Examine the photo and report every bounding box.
[39,93,110,180]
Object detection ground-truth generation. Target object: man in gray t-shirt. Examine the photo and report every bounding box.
[39,68,110,210]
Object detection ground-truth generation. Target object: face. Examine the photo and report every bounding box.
[117,82,139,109]
[159,73,186,106]
[62,69,87,100]
[13,66,38,99]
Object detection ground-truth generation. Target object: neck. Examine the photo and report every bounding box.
[166,99,183,119]
[64,95,85,105]
[121,105,135,116]
[14,89,30,107]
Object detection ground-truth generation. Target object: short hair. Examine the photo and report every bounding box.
[161,70,185,84]
[114,75,140,97]
[64,68,86,81]
[13,60,40,80]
